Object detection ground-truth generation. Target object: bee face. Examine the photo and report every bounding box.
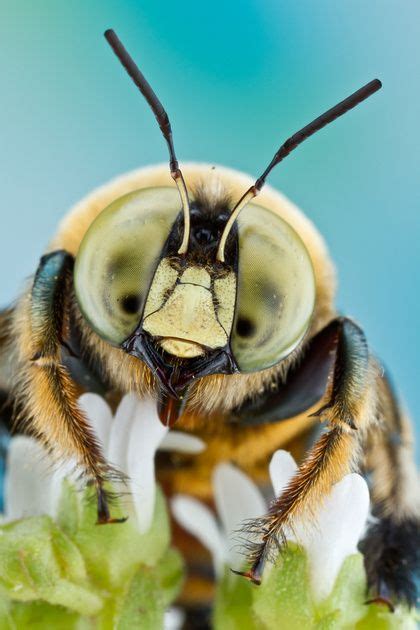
[74,183,316,392]
[71,31,379,418]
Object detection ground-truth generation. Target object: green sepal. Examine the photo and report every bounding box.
[252,544,314,630]
[0,516,102,616]
[317,553,418,629]
[314,553,367,627]
[0,600,90,630]
[356,603,419,630]
[113,548,184,630]
[0,480,183,628]
[57,480,170,591]
[154,548,185,608]
[215,544,418,630]
[213,568,257,630]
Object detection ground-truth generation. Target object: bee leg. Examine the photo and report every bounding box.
[13,251,123,524]
[96,484,128,525]
[0,307,16,433]
[359,369,419,608]
[240,317,376,583]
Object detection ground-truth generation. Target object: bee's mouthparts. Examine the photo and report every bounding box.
[156,385,188,428]
[122,329,239,427]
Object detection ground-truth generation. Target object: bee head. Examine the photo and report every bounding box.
[74,176,316,385]
[74,30,381,423]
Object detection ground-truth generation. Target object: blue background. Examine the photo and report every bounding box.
[1,1,419,456]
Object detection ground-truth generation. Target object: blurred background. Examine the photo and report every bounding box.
[1,1,419,456]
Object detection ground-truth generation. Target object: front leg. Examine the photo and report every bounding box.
[240,317,375,583]
[14,251,123,524]
[310,317,370,430]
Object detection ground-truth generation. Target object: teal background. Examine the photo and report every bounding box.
[1,2,419,453]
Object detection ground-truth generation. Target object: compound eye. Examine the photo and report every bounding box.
[74,187,181,344]
[231,203,316,372]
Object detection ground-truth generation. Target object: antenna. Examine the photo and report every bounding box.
[104,29,191,255]
[216,79,382,262]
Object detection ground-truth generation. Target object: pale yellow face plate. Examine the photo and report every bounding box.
[142,259,236,358]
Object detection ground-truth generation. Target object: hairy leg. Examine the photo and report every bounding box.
[0,307,15,431]
[359,369,419,607]
[239,317,377,583]
[12,251,122,523]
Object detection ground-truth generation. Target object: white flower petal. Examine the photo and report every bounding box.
[213,462,266,568]
[269,450,298,497]
[127,398,168,533]
[107,393,139,471]
[297,473,370,602]
[5,436,54,521]
[78,393,113,453]
[159,431,206,454]
[164,607,185,630]
[172,495,227,575]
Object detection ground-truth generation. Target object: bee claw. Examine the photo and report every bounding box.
[96,484,128,525]
[364,597,395,613]
[231,550,267,585]
[230,568,262,585]
[96,515,128,525]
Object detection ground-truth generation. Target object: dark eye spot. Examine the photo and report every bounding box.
[236,316,256,338]
[120,294,141,314]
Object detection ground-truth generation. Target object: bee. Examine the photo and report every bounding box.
[0,29,418,612]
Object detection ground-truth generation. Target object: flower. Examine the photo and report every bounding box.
[172,461,266,577]
[3,392,205,534]
[1,399,416,628]
[0,392,194,629]
[172,450,370,602]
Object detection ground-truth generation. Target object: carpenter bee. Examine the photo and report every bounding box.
[0,29,418,612]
